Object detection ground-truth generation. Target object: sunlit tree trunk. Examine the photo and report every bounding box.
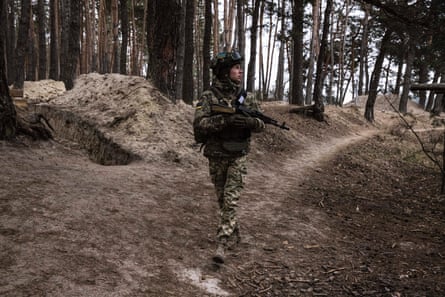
[358,4,370,96]
[119,0,128,74]
[223,0,235,50]
[426,71,440,111]
[274,0,286,101]
[306,0,320,104]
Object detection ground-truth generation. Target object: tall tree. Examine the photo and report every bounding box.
[49,0,59,80]
[364,29,392,122]
[146,0,180,95]
[37,0,47,80]
[0,0,17,139]
[183,0,195,104]
[60,0,81,90]
[312,0,333,120]
[6,0,17,84]
[274,0,286,101]
[289,0,304,105]
[305,0,320,104]
[13,0,32,89]
[246,0,260,93]
[119,0,129,74]
[202,0,212,90]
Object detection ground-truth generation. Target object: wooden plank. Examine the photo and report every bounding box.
[9,88,24,97]
[410,83,445,92]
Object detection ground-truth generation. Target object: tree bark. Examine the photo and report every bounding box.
[146,0,180,96]
[202,0,212,90]
[364,29,392,122]
[358,3,370,96]
[290,0,304,105]
[37,0,47,80]
[305,0,320,104]
[246,0,260,93]
[399,40,415,114]
[0,0,17,139]
[119,0,129,74]
[312,0,333,121]
[182,0,195,104]
[13,0,32,89]
[49,0,59,80]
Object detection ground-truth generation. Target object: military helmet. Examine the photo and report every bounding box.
[210,51,243,77]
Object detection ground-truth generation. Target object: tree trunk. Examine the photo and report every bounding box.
[312,0,333,121]
[432,76,444,116]
[305,0,320,105]
[426,71,440,111]
[60,0,80,90]
[146,0,180,96]
[0,0,17,139]
[399,41,415,114]
[13,0,32,89]
[49,0,59,80]
[182,0,195,104]
[212,0,219,54]
[111,0,119,73]
[202,0,212,90]
[37,0,47,80]
[6,0,17,85]
[290,0,304,105]
[358,3,370,96]
[175,0,186,103]
[364,29,392,122]
[246,0,260,93]
[274,0,285,101]
[418,60,429,107]
[394,49,405,95]
[119,0,128,74]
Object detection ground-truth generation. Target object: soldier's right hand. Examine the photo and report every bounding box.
[227,114,248,128]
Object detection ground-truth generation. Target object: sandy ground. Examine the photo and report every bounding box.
[1,74,444,296]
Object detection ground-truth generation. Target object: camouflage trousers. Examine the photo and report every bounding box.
[208,155,247,241]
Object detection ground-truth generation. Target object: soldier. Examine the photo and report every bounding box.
[193,51,265,264]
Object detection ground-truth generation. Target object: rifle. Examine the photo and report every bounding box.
[211,103,290,130]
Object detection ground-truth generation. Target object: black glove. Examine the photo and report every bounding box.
[227,114,259,129]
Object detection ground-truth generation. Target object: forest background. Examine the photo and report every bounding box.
[0,0,445,137]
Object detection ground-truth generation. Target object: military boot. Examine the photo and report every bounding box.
[212,237,227,264]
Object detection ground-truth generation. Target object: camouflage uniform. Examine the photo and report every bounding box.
[193,77,265,243]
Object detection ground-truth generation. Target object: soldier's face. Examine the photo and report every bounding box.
[229,64,243,84]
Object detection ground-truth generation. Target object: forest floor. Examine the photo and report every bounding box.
[1,74,444,297]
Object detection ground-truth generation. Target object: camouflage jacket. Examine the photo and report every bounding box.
[193,78,265,158]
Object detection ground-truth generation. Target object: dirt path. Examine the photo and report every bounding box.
[0,124,380,297]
